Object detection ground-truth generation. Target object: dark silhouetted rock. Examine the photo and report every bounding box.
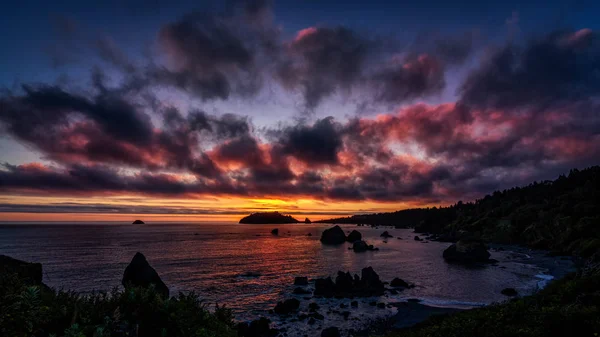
[352,240,368,252]
[309,302,320,311]
[320,225,346,245]
[237,317,276,337]
[390,277,410,288]
[239,212,299,224]
[443,240,491,264]
[305,218,312,224]
[274,298,300,315]
[132,220,144,224]
[294,276,308,285]
[414,236,422,241]
[321,327,340,337]
[501,288,518,296]
[380,231,393,238]
[0,255,43,285]
[351,300,358,307]
[314,266,384,298]
[271,228,279,235]
[293,287,311,295]
[308,317,316,325]
[377,302,386,308]
[346,230,362,242]
[122,252,169,297]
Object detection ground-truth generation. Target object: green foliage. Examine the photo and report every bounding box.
[0,273,236,337]
[387,271,600,337]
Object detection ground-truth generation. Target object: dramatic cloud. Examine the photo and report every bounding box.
[1,11,600,216]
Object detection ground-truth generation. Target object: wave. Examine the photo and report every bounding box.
[405,297,488,309]
[535,274,554,289]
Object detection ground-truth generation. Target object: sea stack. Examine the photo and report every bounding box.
[132,220,145,224]
[122,252,169,297]
[320,225,346,244]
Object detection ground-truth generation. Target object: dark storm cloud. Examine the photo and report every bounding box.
[0,85,153,146]
[277,26,371,109]
[275,117,343,165]
[370,54,445,104]
[460,29,600,111]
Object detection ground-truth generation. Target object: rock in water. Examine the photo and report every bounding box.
[320,225,346,244]
[352,240,369,252]
[321,327,341,337]
[380,231,393,238]
[346,230,362,242]
[0,255,43,285]
[414,236,422,241]
[271,228,279,235]
[274,298,300,314]
[237,317,275,337]
[501,288,518,296]
[443,240,491,264]
[305,217,312,224]
[122,252,169,297]
[390,277,410,288]
[314,267,384,297]
[132,220,145,224]
[294,276,309,285]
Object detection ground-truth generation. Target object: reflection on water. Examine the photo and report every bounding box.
[0,222,567,333]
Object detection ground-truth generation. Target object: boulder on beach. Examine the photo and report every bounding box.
[443,240,491,264]
[293,287,311,295]
[380,231,393,238]
[274,298,300,314]
[321,327,341,337]
[346,230,362,243]
[320,225,346,244]
[501,288,518,296]
[271,228,279,235]
[294,276,309,285]
[0,255,43,285]
[122,252,169,297]
[132,220,145,224]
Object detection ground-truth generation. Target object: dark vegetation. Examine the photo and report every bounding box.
[0,273,236,337]
[388,266,600,337]
[320,166,600,258]
[238,211,299,224]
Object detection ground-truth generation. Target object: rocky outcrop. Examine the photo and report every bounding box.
[132,220,145,224]
[380,231,393,238]
[294,276,308,285]
[122,252,169,297]
[273,298,300,314]
[390,277,411,288]
[239,212,299,224]
[346,230,362,242]
[305,218,312,224]
[320,225,346,245]
[501,288,518,296]
[352,241,378,252]
[237,317,277,337]
[443,240,491,264]
[321,327,341,337]
[313,267,385,298]
[414,236,422,241]
[0,255,43,285]
[271,228,279,235]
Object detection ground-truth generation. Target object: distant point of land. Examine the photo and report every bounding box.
[132,220,145,224]
[239,212,299,224]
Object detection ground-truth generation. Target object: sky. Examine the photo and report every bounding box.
[0,0,599,222]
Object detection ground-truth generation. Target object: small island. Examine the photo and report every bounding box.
[239,212,299,224]
[132,220,145,224]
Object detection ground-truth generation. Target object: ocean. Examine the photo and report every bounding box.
[0,222,574,336]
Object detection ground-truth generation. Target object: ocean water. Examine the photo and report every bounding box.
[0,222,574,336]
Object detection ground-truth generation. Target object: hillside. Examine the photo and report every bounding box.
[319,166,600,258]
